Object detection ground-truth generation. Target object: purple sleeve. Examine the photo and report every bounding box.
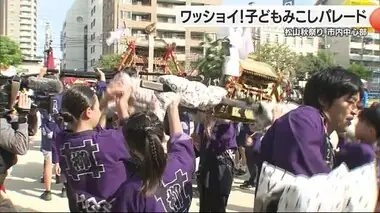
[335,143,375,170]
[252,133,263,152]
[211,122,238,152]
[167,133,195,162]
[259,107,331,177]
[282,109,330,175]
[51,128,61,164]
[96,81,107,94]
[96,127,130,160]
[40,112,53,134]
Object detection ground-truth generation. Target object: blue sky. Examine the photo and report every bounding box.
[36,0,313,58]
[36,0,74,58]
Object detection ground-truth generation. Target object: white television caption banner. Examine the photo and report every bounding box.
[175,6,378,27]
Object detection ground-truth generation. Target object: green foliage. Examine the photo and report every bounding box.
[347,63,372,79]
[167,60,185,74]
[295,50,336,79]
[96,54,122,71]
[194,35,229,80]
[251,43,299,75]
[0,36,22,67]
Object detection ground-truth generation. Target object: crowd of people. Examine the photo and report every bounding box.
[0,65,379,212]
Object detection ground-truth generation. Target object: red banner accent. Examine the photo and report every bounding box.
[45,50,55,69]
[128,41,136,52]
[164,44,174,61]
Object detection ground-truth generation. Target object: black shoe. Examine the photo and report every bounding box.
[61,187,67,198]
[240,180,254,189]
[56,175,61,184]
[40,176,44,183]
[235,169,246,176]
[40,191,52,201]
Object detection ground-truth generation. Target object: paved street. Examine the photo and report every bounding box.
[5,135,255,212]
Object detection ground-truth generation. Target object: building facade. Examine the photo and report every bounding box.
[102,0,222,71]
[87,0,103,71]
[0,0,38,59]
[61,0,89,70]
[316,0,380,97]
[255,26,319,55]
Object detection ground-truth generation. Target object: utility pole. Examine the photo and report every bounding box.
[361,36,364,65]
[249,1,260,54]
[44,22,52,65]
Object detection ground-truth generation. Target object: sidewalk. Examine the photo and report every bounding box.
[5,137,255,212]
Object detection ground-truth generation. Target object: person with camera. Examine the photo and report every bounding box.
[0,93,31,194]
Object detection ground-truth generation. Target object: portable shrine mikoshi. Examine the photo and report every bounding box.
[213,59,282,122]
[116,22,182,75]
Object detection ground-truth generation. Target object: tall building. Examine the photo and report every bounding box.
[0,0,38,59]
[61,0,89,70]
[316,0,380,97]
[0,0,7,35]
[256,27,319,55]
[87,0,103,71]
[102,0,222,71]
[316,0,380,70]
[251,0,319,56]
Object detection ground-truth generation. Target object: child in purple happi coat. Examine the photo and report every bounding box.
[195,114,237,212]
[39,107,59,201]
[239,123,263,189]
[52,80,130,212]
[112,93,195,212]
[340,103,380,210]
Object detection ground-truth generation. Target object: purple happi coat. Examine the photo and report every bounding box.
[335,142,376,170]
[258,106,331,177]
[53,125,129,212]
[111,133,195,212]
[198,121,238,154]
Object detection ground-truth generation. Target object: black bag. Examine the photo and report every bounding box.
[28,108,38,136]
[0,148,17,185]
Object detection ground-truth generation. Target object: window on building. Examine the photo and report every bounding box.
[168,17,175,23]
[284,37,288,44]
[265,34,270,43]
[91,46,96,53]
[293,38,297,46]
[350,48,361,54]
[275,34,279,43]
[307,37,313,46]
[91,33,96,41]
[91,6,96,16]
[121,11,131,19]
[300,38,304,46]
[91,19,96,28]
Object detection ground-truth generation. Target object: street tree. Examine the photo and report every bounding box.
[347,63,372,79]
[0,36,22,69]
[195,35,229,80]
[96,54,122,71]
[251,43,299,76]
[295,50,336,79]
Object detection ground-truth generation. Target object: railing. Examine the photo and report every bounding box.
[350,54,380,62]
